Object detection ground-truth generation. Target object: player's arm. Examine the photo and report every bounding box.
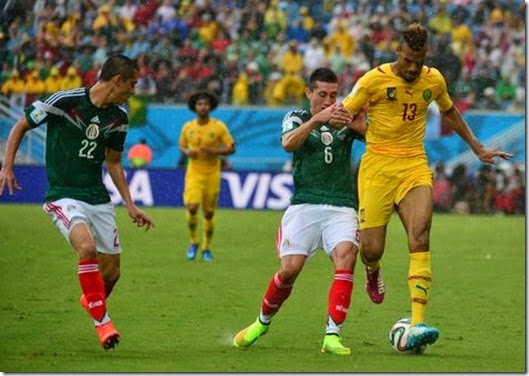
[282,115,320,152]
[345,105,368,136]
[0,116,31,195]
[282,105,348,151]
[105,148,155,230]
[441,106,513,164]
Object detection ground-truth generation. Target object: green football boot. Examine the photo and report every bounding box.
[321,334,351,355]
[233,318,269,348]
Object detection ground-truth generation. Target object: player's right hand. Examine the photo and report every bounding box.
[0,168,21,195]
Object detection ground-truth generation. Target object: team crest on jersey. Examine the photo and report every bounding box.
[359,208,365,223]
[422,89,432,102]
[386,87,397,101]
[321,132,333,146]
[86,123,100,139]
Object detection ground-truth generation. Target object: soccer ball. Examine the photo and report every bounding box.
[389,318,426,354]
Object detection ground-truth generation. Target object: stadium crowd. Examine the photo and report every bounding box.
[0,0,525,111]
[431,161,525,215]
[0,0,525,216]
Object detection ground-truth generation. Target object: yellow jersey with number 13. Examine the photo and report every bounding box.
[342,63,453,158]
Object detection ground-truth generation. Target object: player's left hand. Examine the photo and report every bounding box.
[477,148,514,164]
[129,206,155,231]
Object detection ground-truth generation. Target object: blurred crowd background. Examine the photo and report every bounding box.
[0,0,525,111]
[0,0,525,215]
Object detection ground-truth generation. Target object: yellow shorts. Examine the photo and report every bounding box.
[358,153,433,229]
[183,169,221,212]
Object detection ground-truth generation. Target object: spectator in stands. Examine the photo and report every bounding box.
[61,66,83,91]
[128,138,153,169]
[153,59,176,102]
[474,165,496,214]
[1,69,25,96]
[303,37,327,79]
[24,70,46,104]
[495,74,517,110]
[44,66,62,94]
[428,3,452,35]
[325,22,355,58]
[0,0,525,114]
[475,87,502,110]
[432,162,452,212]
[328,45,347,75]
[93,4,118,37]
[231,70,249,105]
[135,66,157,97]
[124,32,150,60]
[451,164,472,214]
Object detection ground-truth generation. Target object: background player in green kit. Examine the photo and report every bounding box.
[0,55,155,350]
[233,68,365,355]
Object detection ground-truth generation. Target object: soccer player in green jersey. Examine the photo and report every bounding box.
[233,67,365,355]
[341,23,513,352]
[0,55,155,350]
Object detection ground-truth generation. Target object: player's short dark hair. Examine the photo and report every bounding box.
[99,54,138,81]
[401,23,429,51]
[308,68,338,90]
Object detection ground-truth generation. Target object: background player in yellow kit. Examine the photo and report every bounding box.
[179,91,235,261]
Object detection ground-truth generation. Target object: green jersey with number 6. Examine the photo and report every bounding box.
[24,88,129,205]
[281,109,363,209]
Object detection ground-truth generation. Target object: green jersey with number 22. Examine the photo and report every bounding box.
[24,88,129,205]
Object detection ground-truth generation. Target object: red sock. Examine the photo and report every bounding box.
[328,270,354,325]
[78,259,107,322]
[261,272,293,317]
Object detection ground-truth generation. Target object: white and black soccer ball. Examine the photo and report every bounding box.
[389,318,426,354]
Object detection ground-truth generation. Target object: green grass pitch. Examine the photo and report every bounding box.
[0,204,525,372]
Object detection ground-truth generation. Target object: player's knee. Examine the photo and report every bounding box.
[278,266,301,284]
[332,245,357,269]
[76,242,98,260]
[187,206,199,215]
[360,240,384,262]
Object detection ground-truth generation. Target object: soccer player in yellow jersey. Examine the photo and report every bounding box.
[341,23,513,352]
[179,92,235,261]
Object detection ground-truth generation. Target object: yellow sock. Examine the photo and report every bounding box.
[202,217,215,250]
[408,251,432,326]
[186,211,199,244]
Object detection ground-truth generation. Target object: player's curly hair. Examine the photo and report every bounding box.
[401,23,429,51]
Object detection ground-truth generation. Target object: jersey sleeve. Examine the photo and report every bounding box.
[105,109,128,152]
[281,110,303,136]
[24,100,51,129]
[341,73,372,115]
[219,121,235,146]
[432,68,453,112]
